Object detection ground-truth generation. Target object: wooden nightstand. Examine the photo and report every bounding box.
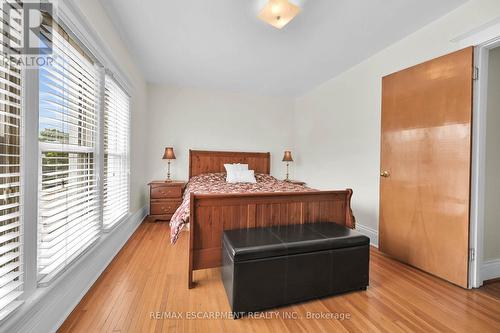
[287,180,306,186]
[148,181,186,222]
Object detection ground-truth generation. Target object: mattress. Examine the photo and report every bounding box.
[169,172,314,243]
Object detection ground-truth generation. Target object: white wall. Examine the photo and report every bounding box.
[484,47,500,261]
[75,0,149,213]
[147,85,295,181]
[293,0,500,235]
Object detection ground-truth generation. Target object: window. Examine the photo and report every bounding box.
[0,1,24,320]
[103,75,130,229]
[37,21,101,285]
[0,2,134,322]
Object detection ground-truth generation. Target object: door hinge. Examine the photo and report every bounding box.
[473,66,479,81]
[469,248,475,262]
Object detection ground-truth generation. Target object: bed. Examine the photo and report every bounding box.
[176,150,355,288]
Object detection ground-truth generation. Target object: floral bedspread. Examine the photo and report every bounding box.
[169,173,314,243]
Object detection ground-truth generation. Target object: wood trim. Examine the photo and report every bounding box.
[187,189,355,288]
[345,188,355,229]
[188,193,195,289]
[189,150,271,178]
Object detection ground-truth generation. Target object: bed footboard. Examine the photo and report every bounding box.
[188,190,355,288]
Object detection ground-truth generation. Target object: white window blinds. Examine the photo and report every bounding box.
[38,23,101,285]
[0,1,24,321]
[103,75,130,229]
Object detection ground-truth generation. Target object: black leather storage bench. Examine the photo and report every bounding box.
[221,223,369,315]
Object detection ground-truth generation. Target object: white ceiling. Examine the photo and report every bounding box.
[101,0,467,96]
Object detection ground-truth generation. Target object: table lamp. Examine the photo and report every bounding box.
[162,147,176,182]
[282,150,293,181]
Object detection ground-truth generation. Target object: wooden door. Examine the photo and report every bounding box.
[379,47,474,288]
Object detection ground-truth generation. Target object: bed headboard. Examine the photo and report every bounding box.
[189,150,271,178]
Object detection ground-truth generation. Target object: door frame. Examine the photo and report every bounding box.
[470,36,500,288]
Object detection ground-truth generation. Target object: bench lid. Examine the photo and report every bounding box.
[222,223,369,262]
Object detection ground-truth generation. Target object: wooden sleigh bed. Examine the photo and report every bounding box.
[187,150,355,288]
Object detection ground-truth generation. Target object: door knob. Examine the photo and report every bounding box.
[380,170,390,178]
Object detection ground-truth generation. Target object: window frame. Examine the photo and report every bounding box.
[102,73,131,232]
[0,7,26,317]
[0,2,134,325]
[36,19,104,285]
[0,0,134,328]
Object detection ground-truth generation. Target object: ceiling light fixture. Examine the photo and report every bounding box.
[258,0,301,29]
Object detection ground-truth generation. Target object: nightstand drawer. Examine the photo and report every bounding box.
[151,186,182,199]
[148,180,186,222]
[151,201,181,215]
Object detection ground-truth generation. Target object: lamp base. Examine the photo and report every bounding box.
[165,160,173,182]
[284,162,291,182]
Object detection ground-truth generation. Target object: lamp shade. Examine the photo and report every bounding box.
[162,147,176,160]
[282,150,293,162]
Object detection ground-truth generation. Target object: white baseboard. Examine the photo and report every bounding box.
[482,259,500,282]
[355,223,379,248]
[2,205,148,333]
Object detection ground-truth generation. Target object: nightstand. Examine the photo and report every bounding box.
[287,180,306,186]
[148,181,186,222]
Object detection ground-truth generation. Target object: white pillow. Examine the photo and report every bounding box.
[224,163,249,182]
[224,163,248,172]
[227,169,257,184]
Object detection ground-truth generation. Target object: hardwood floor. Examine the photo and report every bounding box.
[482,279,500,301]
[59,219,500,333]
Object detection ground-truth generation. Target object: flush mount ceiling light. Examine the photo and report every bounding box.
[258,0,301,29]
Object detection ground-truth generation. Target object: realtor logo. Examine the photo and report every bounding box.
[1,0,55,67]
